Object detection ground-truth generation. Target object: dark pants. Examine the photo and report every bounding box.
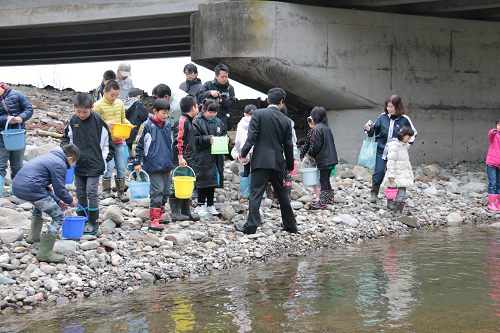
[198,187,215,206]
[74,175,100,210]
[150,171,172,208]
[244,168,296,234]
[0,145,25,179]
[319,169,333,191]
[372,155,387,185]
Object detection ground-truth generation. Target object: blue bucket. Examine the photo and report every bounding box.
[66,165,75,184]
[1,117,25,151]
[128,170,150,199]
[62,204,87,239]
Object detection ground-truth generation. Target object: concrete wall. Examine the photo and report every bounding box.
[192,1,500,165]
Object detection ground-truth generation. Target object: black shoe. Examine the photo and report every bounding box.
[280,222,298,233]
[234,224,252,234]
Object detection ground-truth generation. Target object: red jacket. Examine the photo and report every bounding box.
[487,129,500,167]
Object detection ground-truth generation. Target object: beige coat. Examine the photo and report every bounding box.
[383,139,414,188]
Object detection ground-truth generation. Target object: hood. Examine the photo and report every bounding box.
[387,138,404,148]
[238,116,251,131]
[0,83,12,96]
[124,97,139,110]
[186,77,202,86]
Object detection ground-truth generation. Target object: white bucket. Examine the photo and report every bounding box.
[301,159,318,186]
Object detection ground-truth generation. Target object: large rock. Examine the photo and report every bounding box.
[135,209,151,221]
[24,145,39,161]
[446,213,463,226]
[447,182,461,194]
[339,170,355,179]
[143,233,160,247]
[166,233,190,246]
[103,206,124,225]
[0,228,24,244]
[53,240,79,254]
[461,183,488,194]
[0,276,16,285]
[423,187,439,197]
[423,165,440,178]
[290,201,303,210]
[260,198,272,208]
[140,272,155,284]
[336,214,359,227]
[37,144,59,156]
[0,207,30,228]
[352,166,372,182]
[79,241,100,251]
[219,205,236,220]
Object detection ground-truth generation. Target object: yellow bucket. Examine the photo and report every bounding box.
[112,123,135,139]
[172,166,196,199]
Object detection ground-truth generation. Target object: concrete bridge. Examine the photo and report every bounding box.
[2,0,500,164]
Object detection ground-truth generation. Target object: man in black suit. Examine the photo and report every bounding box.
[234,88,297,234]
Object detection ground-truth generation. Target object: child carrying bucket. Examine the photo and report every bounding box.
[132,99,174,231]
[234,104,257,203]
[12,145,79,263]
[61,93,115,235]
[382,126,415,213]
[306,107,338,210]
[300,116,320,202]
[193,99,228,215]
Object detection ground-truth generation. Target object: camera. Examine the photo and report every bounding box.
[216,92,230,104]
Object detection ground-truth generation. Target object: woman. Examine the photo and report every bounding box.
[364,95,417,206]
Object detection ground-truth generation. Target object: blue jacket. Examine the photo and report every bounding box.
[0,84,33,146]
[366,113,417,160]
[132,116,173,174]
[12,149,74,204]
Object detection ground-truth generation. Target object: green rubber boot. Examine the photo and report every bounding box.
[36,233,65,263]
[370,184,380,203]
[26,216,44,244]
[387,199,394,210]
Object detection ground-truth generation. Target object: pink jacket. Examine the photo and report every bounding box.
[487,129,500,167]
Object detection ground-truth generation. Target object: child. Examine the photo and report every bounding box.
[92,80,131,202]
[171,95,200,222]
[132,99,173,230]
[234,104,256,203]
[278,104,297,204]
[61,93,114,235]
[193,99,227,215]
[306,107,338,210]
[382,126,415,213]
[124,88,149,165]
[92,70,116,103]
[486,119,500,211]
[12,145,79,263]
[0,83,34,197]
[300,116,320,202]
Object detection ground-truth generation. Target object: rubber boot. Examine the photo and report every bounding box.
[488,194,499,211]
[387,199,394,210]
[0,175,4,199]
[26,216,44,244]
[76,206,90,234]
[393,201,402,214]
[370,184,380,203]
[309,191,328,210]
[84,209,100,235]
[115,177,129,203]
[149,208,164,231]
[36,233,65,263]
[159,206,170,224]
[327,189,335,205]
[102,178,115,199]
[169,197,189,222]
[495,194,500,211]
[180,199,200,221]
[240,176,249,203]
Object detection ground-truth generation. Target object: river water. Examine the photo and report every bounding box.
[2,227,500,333]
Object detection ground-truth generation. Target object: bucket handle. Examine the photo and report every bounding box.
[4,116,21,132]
[172,165,196,179]
[383,180,398,191]
[75,203,88,220]
[128,169,150,183]
[300,158,317,172]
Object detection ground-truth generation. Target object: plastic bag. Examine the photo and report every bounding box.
[358,136,377,170]
[211,136,229,154]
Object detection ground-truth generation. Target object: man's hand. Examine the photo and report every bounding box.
[106,121,114,129]
[178,155,187,167]
[69,197,78,208]
[238,155,248,164]
[209,90,220,98]
[58,201,68,211]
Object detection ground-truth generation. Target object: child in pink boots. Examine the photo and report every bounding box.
[486,118,500,211]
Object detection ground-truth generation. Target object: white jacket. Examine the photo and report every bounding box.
[235,116,253,157]
[383,139,414,188]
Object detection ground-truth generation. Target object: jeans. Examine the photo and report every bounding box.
[0,145,25,179]
[31,196,65,234]
[103,142,125,179]
[487,165,500,194]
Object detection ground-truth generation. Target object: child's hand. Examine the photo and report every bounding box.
[134,165,142,174]
[69,197,78,208]
[178,155,187,167]
[106,121,114,129]
[210,136,214,144]
[364,123,371,131]
[227,136,230,143]
[238,155,248,164]
[58,201,68,211]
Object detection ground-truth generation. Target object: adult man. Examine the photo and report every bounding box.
[179,63,203,97]
[234,88,297,235]
[116,62,134,101]
[198,64,236,126]
[156,84,188,127]
[92,70,116,103]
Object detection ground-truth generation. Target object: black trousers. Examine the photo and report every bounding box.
[244,168,297,234]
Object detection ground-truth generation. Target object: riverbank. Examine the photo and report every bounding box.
[0,84,497,316]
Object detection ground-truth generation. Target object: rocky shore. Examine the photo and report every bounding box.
[0,84,498,316]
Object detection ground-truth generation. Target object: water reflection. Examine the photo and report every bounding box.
[480,235,500,332]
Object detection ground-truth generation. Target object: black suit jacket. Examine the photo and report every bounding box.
[241,106,294,172]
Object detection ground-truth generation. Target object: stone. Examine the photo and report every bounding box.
[37,143,58,156]
[0,228,24,243]
[191,231,206,240]
[102,241,117,250]
[101,219,117,228]
[447,182,461,194]
[100,198,115,206]
[203,242,217,250]
[53,240,79,254]
[0,276,16,285]
[220,205,237,220]
[0,253,10,264]
[298,195,314,203]
[56,297,69,306]
[33,293,44,302]
[40,265,57,275]
[120,221,142,230]
[336,214,359,227]
[260,198,272,208]
[290,190,301,200]
[140,272,155,284]
[0,208,30,228]
[15,292,27,301]
[446,212,463,226]
[334,194,346,203]
[423,187,439,197]
[79,241,100,251]
[143,233,160,247]
[230,203,246,213]
[135,209,151,221]
[339,170,355,179]
[461,183,488,194]
[423,165,440,178]
[290,201,303,210]
[351,166,372,182]
[166,233,190,246]
[111,255,124,266]
[103,206,124,225]
[43,278,59,292]
[24,145,39,161]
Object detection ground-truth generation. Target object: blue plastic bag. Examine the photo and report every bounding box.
[358,136,377,170]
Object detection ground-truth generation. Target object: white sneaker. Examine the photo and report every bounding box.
[206,205,219,215]
[195,204,207,214]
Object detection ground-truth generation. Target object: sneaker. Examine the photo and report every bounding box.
[195,204,207,214]
[206,205,219,215]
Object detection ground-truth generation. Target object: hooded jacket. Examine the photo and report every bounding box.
[192,113,227,188]
[124,98,149,145]
[61,111,114,177]
[12,149,74,204]
[0,84,34,146]
[308,122,338,169]
[198,80,236,121]
[92,96,130,141]
[235,116,253,157]
[167,89,189,127]
[486,129,500,167]
[172,113,196,166]
[382,138,414,188]
[179,78,203,97]
[132,116,173,174]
